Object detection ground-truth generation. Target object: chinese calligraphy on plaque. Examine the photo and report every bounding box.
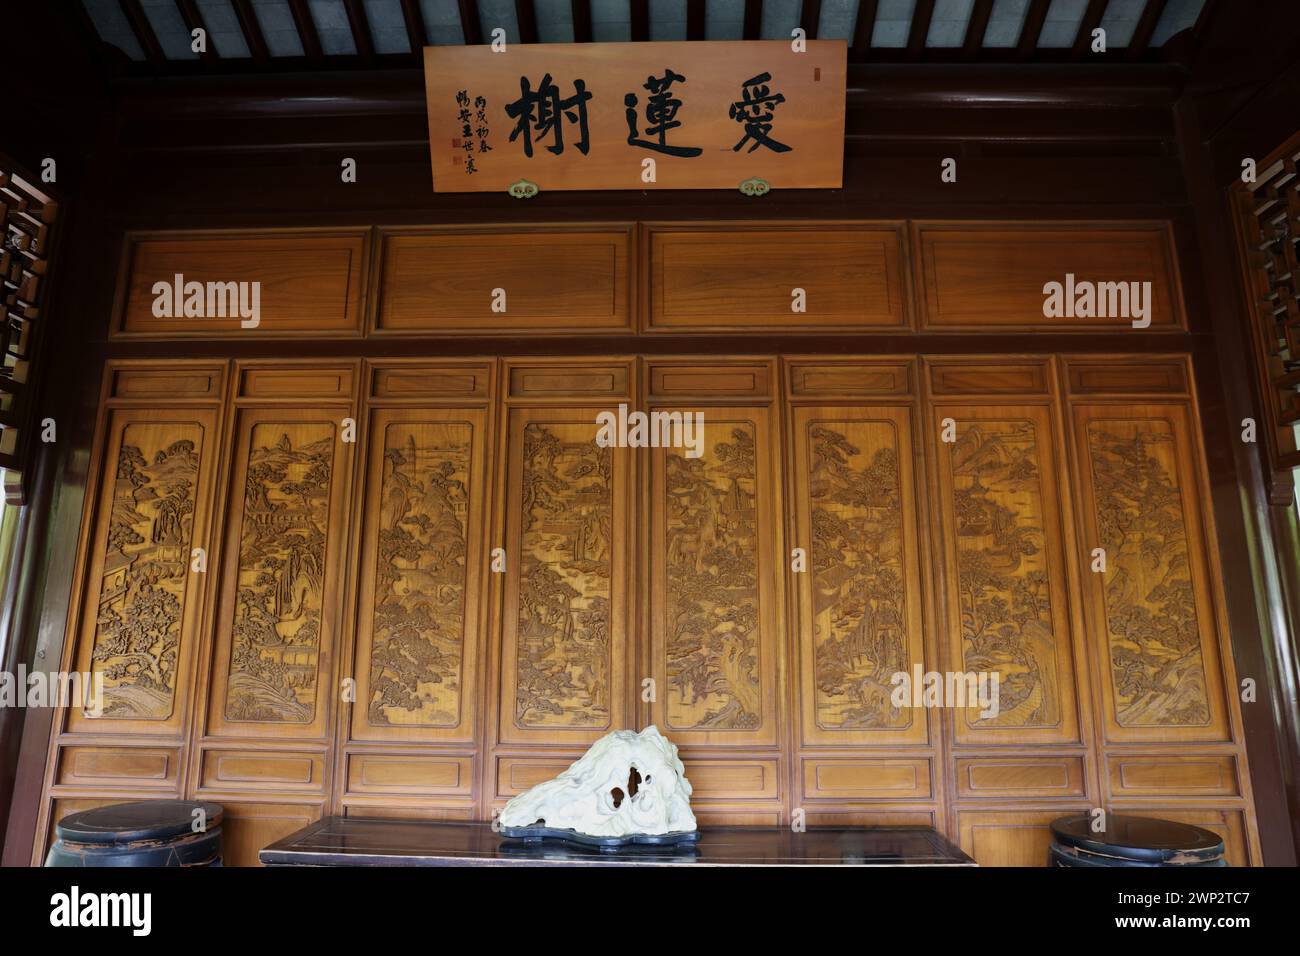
[424,41,846,192]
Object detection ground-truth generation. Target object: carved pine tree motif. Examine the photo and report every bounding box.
[1087,420,1210,727]
[949,421,1061,728]
[91,424,201,718]
[808,421,910,730]
[225,424,334,723]
[515,422,612,728]
[665,422,762,730]
[368,423,471,727]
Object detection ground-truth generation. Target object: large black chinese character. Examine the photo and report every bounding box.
[505,74,592,158]
[625,69,702,158]
[729,72,791,154]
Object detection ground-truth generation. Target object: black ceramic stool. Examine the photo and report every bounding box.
[45,799,224,867]
[1048,813,1227,867]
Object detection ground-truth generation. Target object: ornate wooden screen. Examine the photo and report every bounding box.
[1230,130,1300,505]
[0,157,58,504]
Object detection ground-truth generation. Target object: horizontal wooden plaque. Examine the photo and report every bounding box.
[424,41,846,192]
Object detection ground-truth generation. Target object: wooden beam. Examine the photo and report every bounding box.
[286,0,324,58]
[801,0,822,40]
[1127,0,1169,59]
[687,0,706,40]
[230,0,270,61]
[117,0,166,64]
[743,0,762,40]
[572,0,593,42]
[908,0,935,59]
[515,0,539,43]
[963,0,994,57]
[1017,0,1051,57]
[174,0,218,62]
[1071,0,1109,59]
[342,0,375,60]
[631,0,649,41]
[852,0,879,62]
[457,0,482,45]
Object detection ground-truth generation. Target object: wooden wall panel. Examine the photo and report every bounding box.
[957,807,1089,867]
[646,224,909,332]
[914,223,1183,331]
[495,406,633,745]
[930,402,1083,745]
[649,405,783,749]
[1069,401,1231,744]
[350,407,490,745]
[116,231,368,338]
[204,367,358,744]
[789,405,928,747]
[375,227,633,334]
[216,801,322,867]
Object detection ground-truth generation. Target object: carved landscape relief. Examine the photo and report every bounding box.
[1087,419,1211,727]
[664,422,762,731]
[514,422,612,728]
[367,422,471,727]
[807,421,910,731]
[90,422,202,718]
[225,423,334,723]
[948,420,1062,729]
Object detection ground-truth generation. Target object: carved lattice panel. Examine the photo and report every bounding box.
[497,407,631,745]
[1230,133,1300,503]
[207,406,351,741]
[933,405,1082,745]
[651,410,780,748]
[1072,404,1231,744]
[0,160,57,503]
[66,410,219,737]
[790,406,928,747]
[351,408,489,744]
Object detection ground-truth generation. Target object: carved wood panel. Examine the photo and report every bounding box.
[351,408,489,744]
[207,406,352,741]
[497,406,631,744]
[790,405,928,747]
[650,409,781,748]
[932,404,1082,745]
[66,411,220,737]
[1070,403,1231,743]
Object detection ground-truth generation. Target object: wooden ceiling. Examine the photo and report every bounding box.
[76,0,1214,75]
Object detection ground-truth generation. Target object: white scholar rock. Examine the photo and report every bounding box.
[499,725,696,837]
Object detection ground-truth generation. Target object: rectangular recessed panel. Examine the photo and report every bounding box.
[1108,755,1239,797]
[955,757,1086,797]
[804,759,932,800]
[348,754,472,795]
[650,226,907,330]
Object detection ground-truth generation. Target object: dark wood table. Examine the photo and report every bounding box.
[259,817,977,866]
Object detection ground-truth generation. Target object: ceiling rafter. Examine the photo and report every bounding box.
[802,0,822,40]
[908,0,935,59]
[516,0,539,43]
[229,0,270,61]
[1017,0,1051,59]
[964,0,994,58]
[342,0,376,60]
[631,0,649,41]
[572,0,593,42]
[743,0,762,41]
[1127,0,1169,59]
[174,0,218,62]
[687,0,706,41]
[117,0,166,65]
[1072,0,1109,60]
[286,0,324,59]
[457,0,483,44]
[851,0,879,63]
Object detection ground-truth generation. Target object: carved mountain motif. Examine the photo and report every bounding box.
[1087,420,1211,727]
[225,424,334,723]
[665,422,762,730]
[515,422,612,728]
[949,420,1061,729]
[367,422,471,727]
[808,421,911,730]
[91,424,201,718]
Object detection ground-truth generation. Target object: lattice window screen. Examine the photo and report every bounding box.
[1231,132,1300,506]
[0,159,58,505]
